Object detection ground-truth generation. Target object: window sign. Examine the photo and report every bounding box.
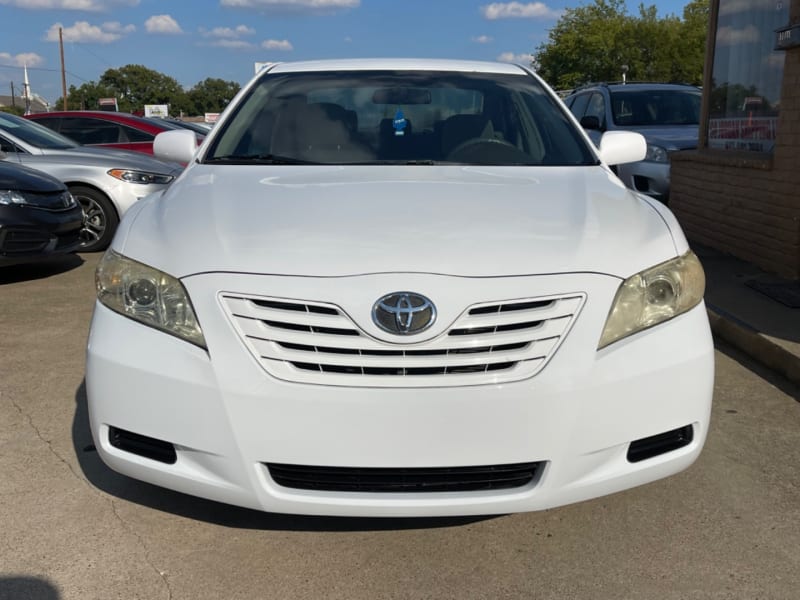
[708,0,789,152]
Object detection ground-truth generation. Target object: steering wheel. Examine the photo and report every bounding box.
[446,137,531,163]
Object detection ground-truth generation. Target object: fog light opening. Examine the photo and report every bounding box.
[109,426,177,464]
[627,425,694,463]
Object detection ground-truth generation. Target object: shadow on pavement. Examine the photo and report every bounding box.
[714,338,799,402]
[0,577,60,600]
[72,380,496,532]
[0,253,84,285]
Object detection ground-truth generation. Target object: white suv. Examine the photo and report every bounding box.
[86,59,713,517]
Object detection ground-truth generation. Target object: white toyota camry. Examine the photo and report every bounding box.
[87,59,714,517]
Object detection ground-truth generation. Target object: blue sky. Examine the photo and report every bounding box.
[0,0,692,104]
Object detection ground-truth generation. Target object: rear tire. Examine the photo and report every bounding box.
[69,185,119,252]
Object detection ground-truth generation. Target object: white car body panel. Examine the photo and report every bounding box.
[117,165,680,279]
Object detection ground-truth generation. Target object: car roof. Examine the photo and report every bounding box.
[29,110,139,118]
[266,58,530,75]
[28,111,175,127]
[572,82,700,93]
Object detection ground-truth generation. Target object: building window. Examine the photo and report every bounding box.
[707,0,789,152]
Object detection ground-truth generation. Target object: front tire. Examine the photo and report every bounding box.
[70,186,119,252]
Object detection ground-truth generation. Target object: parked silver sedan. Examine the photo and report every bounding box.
[0,112,182,251]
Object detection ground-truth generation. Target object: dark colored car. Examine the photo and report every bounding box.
[26,111,203,156]
[0,156,84,266]
[149,117,213,135]
[564,82,701,203]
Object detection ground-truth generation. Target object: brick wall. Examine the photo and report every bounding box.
[670,0,800,280]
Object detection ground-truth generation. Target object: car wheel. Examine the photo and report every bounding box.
[69,185,119,252]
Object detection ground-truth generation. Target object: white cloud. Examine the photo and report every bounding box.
[0,0,138,10]
[210,39,255,49]
[344,36,352,43]
[497,51,532,64]
[201,25,255,38]
[0,52,45,68]
[472,35,493,44]
[482,2,560,20]
[46,20,135,43]
[716,25,760,46]
[221,0,359,14]
[103,21,136,34]
[261,39,293,51]
[145,14,183,34]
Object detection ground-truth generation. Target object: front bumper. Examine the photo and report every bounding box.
[107,179,172,217]
[86,271,714,517]
[0,204,83,266]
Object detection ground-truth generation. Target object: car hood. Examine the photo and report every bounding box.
[35,146,182,173]
[0,159,65,193]
[117,165,681,279]
[623,125,698,151]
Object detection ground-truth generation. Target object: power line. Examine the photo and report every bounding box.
[69,42,116,70]
[0,64,90,83]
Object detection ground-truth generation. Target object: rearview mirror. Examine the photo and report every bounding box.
[597,131,646,166]
[154,129,197,165]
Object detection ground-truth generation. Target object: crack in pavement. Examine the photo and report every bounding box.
[110,499,175,600]
[7,394,88,489]
[5,393,174,600]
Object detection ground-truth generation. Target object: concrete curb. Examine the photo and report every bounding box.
[708,307,800,386]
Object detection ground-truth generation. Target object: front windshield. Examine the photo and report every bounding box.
[206,70,596,166]
[610,89,701,127]
[0,112,77,150]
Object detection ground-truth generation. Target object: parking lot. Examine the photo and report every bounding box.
[1,253,799,600]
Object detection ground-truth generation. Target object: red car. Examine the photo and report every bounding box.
[26,111,203,156]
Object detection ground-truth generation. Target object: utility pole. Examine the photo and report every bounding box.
[59,27,68,111]
[10,82,16,107]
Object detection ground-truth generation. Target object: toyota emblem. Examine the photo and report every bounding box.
[372,292,436,336]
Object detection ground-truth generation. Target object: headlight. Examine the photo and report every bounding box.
[0,189,27,205]
[1,189,76,208]
[598,251,705,349]
[644,144,668,163]
[107,169,174,185]
[96,250,206,348]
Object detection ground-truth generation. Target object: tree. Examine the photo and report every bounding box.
[186,78,241,115]
[535,0,709,90]
[55,66,190,114]
[99,65,190,115]
[0,105,25,116]
[58,81,115,111]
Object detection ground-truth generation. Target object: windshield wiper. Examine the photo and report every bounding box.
[204,153,318,165]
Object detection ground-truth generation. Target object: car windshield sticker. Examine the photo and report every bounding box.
[393,109,407,136]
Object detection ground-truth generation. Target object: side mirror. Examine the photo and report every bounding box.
[580,115,602,130]
[154,130,197,165]
[597,131,646,166]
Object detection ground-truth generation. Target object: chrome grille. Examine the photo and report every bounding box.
[222,292,584,387]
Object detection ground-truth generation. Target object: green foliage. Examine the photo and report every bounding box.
[99,65,190,114]
[54,65,236,116]
[535,0,709,90]
[0,105,25,116]
[186,78,241,115]
[58,81,115,111]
